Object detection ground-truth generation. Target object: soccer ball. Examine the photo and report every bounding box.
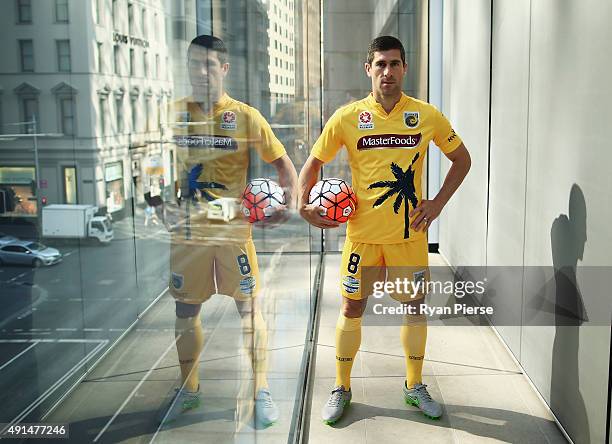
[241,178,285,223]
[308,178,357,223]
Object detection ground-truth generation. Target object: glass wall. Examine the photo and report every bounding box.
[321,0,429,251]
[0,0,320,442]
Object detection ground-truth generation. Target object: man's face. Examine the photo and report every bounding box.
[365,49,407,98]
[187,46,228,101]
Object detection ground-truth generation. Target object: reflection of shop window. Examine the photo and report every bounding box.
[0,167,36,216]
[62,166,77,204]
[105,162,124,213]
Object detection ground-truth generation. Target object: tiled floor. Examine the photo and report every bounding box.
[307,254,568,444]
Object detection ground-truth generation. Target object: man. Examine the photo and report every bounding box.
[162,35,298,426]
[298,36,471,424]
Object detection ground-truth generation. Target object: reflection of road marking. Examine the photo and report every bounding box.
[62,250,76,257]
[56,328,77,332]
[0,340,40,371]
[1,339,108,432]
[98,279,115,286]
[0,285,48,330]
[7,272,28,283]
[93,337,179,443]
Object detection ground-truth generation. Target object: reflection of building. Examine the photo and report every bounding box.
[266,0,296,115]
[0,0,173,218]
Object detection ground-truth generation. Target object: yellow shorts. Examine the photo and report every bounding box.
[340,237,429,302]
[169,239,260,304]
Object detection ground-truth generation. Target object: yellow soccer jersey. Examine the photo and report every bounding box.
[311,93,462,244]
[170,94,286,243]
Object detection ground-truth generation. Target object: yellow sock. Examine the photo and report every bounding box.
[241,310,269,391]
[335,313,362,390]
[401,314,427,388]
[175,315,204,392]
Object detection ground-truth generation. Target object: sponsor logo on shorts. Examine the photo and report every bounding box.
[173,134,238,150]
[171,272,184,290]
[342,275,360,294]
[220,111,237,130]
[336,356,353,362]
[240,276,257,294]
[404,111,419,128]
[357,133,422,150]
[408,355,424,360]
[358,110,374,130]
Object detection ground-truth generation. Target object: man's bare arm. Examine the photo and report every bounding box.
[297,155,340,228]
[270,154,298,208]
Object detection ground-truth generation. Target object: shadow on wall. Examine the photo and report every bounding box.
[550,183,589,444]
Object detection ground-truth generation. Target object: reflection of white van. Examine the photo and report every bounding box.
[42,205,114,243]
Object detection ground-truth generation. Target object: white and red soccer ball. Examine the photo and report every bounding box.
[241,178,285,223]
[309,178,357,223]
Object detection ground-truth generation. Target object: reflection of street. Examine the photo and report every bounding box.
[0,219,170,424]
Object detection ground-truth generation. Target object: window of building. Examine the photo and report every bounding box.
[112,0,117,28]
[59,97,75,135]
[141,8,147,38]
[113,45,119,74]
[115,96,123,133]
[155,54,159,78]
[153,12,158,40]
[19,40,34,72]
[95,0,103,24]
[274,40,277,50]
[55,0,69,22]
[143,51,148,75]
[56,40,71,72]
[62,166,77,204]
[16,0,32,23]
[131,97,138,132]
[128,3,134,34]
[99,97,107,135]
[97,42,103,73]
[145,98,150,132]
[22,97,38,125]
[165,56,169,80]
[129,48,135,75]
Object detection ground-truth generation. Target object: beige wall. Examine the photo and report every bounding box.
[440,1,612,442]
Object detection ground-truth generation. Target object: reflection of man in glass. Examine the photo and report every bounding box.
[161,35,297,426]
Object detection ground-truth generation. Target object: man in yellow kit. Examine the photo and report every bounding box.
[161,35,297,426]
[298,36,471,424]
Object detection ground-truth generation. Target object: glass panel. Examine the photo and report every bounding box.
[0,1,321,442]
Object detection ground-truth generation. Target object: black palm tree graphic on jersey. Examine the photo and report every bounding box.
[189,163,227,201]
[368,152,420,239]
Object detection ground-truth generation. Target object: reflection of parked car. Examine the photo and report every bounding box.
[0,232,18,246]
[0,241,62,267]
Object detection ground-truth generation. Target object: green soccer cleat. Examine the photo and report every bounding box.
[403,382,443,419]
[321,385,352,425]
[158,386,202,424]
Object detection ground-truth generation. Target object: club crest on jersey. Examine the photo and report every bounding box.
[404,111,419,128]
[220,110,237,130]
[358,110,374,130]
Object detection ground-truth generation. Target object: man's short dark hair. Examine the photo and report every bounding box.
[367,36,406,65]
[188,35,228,64]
